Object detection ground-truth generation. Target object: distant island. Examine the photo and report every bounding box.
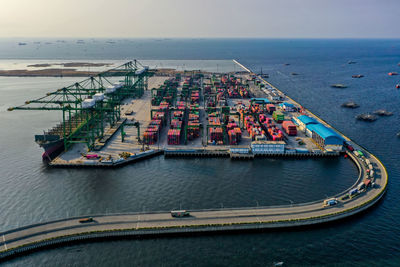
[27,62,113,68]
[0,62,115,77]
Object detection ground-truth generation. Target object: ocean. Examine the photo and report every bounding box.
[0,38,399,266]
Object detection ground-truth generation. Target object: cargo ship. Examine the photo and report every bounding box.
[35,134,64,161]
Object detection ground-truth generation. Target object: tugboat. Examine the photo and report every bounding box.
[341,101,359,108]
[356,113,377,122]
[373,109,393,116]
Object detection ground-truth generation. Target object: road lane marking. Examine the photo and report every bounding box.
[2,235,7,250]
[136,215,140,230]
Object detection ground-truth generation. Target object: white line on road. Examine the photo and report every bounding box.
[136,215,140,230]
[2,235,7,250]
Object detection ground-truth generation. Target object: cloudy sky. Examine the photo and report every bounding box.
[0,0,399,38]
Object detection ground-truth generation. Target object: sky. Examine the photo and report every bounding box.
[0,0,399,38]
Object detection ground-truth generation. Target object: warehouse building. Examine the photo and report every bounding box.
[293,115,318,133]
[306,123,344,151]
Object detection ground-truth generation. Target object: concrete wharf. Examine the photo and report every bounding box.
[0,61,388,260]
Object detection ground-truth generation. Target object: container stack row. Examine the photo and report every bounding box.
[187,104,200,141]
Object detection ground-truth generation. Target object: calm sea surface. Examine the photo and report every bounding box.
[0,38,399,266]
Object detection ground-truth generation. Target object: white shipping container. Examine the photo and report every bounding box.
[93,93,105,101]
[82,99,96,108]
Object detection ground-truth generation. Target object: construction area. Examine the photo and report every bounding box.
[9,60,345,167]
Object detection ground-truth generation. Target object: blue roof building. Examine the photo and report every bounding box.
[297,115,318,126]
[307,123,344,148]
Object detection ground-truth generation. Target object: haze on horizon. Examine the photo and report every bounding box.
[0,0,398,39]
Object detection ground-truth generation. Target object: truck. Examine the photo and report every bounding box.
[323,198,338,207]
[170,210,190,218]
[349,188,359,198]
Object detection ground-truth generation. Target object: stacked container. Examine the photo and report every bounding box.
[209,128,223,144]
[190,90,200,104]
[266,104,276,114]
[282,121,297,136]
[272,111,285,123]
[228,128,242,145]
[168,129,181,145]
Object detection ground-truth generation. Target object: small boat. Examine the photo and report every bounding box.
[348,61,357,64]
[331,84,347,88]
[352,74,364,78]
[396,84,400,89]
[18,42,27,46]
[388,72,398,76]
[290,72,299,76]
[273,262,284,266]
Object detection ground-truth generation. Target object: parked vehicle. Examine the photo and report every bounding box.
[171,210,190,217]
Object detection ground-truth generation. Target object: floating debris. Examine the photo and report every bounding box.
[290,72,299,76]
[331,84,347,88]
[283,63,290,66]
[397,132,400,138]
[341,101,359,108]
[373,109,393,116]
[348,61,357,64]
[352,74,364,78]
[356,113,377,122]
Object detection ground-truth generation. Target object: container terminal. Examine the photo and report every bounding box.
[10,60,346,166]
[2,60,388,259]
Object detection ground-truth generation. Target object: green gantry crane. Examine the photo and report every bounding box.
[8,60,151,152]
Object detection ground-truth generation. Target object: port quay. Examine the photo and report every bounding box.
[1,60,388,260]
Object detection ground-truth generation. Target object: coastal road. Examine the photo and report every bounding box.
[0,151,387,256]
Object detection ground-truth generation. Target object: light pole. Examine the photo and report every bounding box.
[255,199,259,208]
